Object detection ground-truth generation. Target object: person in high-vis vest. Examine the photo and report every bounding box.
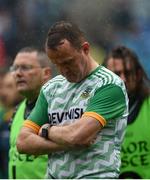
[0,72,23,179]
[104,45,150,179]
[9,47,53,179]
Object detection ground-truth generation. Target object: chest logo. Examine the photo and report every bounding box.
[81,87,92,99]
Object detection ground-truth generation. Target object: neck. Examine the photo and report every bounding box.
[88,56,99,74]
[22,91,39,103]
[26,98,37,105]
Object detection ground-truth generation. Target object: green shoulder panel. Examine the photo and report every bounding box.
[85,84,126,120]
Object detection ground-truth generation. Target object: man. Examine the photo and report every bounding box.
[17,21,128,179]
[103,46,150,178]
[0,72,23,179]
[9,47,52,179]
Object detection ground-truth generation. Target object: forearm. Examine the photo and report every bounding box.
[17,127,69,155]
[48,125,75,146]
[48,117,102,146]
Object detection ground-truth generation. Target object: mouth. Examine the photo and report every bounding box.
[16,79,27,86]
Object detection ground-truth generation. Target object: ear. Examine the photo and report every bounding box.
[82,42,90,54]
[42,67,52,83]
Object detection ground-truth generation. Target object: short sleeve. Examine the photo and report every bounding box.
[26,90,49,126]
[85,84,126,121]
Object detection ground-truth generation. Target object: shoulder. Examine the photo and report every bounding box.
[9,100,26,129]
[147,95,150,101]
[12,100,26,117]
[42,75,66,90]
[93,66,128,105]
[144,95,150,104]
[96,66,123,84]
[41,75,68,98]
[93,66,126,93]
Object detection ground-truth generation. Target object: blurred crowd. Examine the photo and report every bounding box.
[0,0,150,179]
[0,0,150,75]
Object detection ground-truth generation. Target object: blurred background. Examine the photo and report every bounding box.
[0,0,150,77]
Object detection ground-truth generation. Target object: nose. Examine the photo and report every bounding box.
[14,68,24,77]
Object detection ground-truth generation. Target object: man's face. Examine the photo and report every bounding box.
[107,58,137,94]
[46,39,88,83]
[12,52,44,96]
[0,73,21,107]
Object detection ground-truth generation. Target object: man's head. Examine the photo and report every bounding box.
[45,21,96,83]
[11,47,52,100]
[0,72,23,108]
[104,46,150,97]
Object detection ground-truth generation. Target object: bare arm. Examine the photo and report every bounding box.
[17,116,103,155]
[48,116,103,146]
[16,127,69,155]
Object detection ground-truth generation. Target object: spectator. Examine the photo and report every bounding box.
[103,45,150,178]
[0,72,23,179]
[9,47,52,179]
